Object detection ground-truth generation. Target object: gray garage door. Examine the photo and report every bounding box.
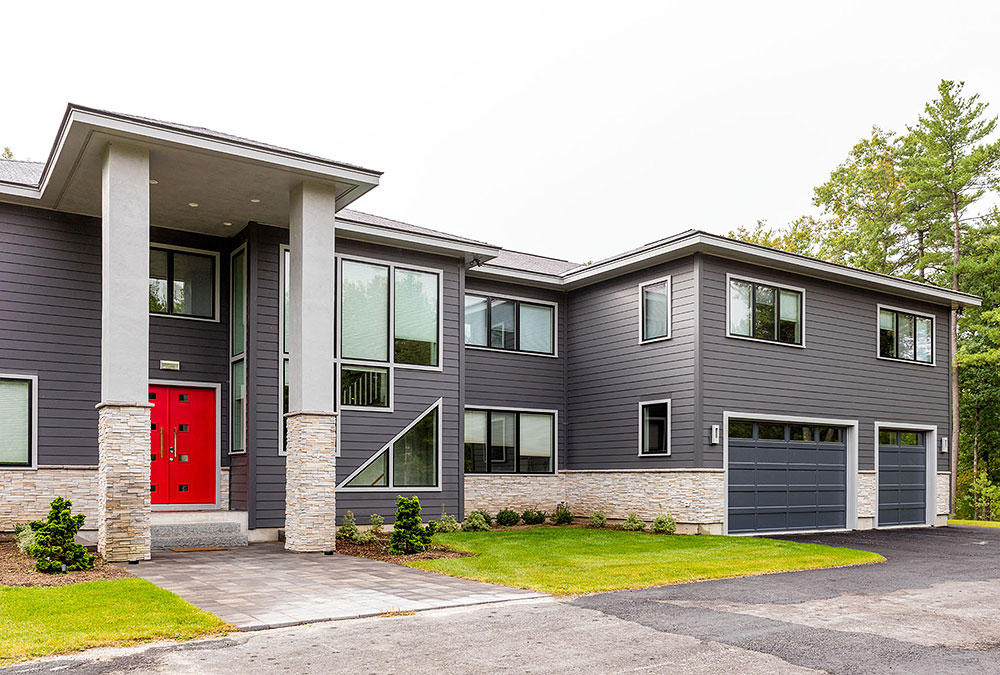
[878,429,927,526]
[728,420,847,534]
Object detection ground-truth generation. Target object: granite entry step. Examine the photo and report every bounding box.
[128,542,545,630]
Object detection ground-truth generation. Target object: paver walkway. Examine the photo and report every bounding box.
[129,542,544,630]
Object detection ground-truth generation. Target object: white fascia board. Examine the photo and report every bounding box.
[466,264,566,289]
[334,219,501,264]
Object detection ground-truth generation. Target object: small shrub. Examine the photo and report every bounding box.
[496,509,520,527]
[25,497,95,573]
[521,509,546,525]
[620,512,646,532]
[462,511,489,532]
[337,511,370,544]
[551,503,573,525]
[14,523,36,553]
[651,511,677,534]
[437,506,461,533]
[588,511,607,528]
[468,510,493,528]
[369,513,384,536]
[389,496,437,555]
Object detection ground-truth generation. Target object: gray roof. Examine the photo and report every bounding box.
[337,209,499,249]
[0,159,43,185]
[484,248,581,275]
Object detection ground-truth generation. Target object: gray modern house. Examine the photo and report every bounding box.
[0,104,979,561]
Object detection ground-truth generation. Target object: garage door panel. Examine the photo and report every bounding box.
[878,430,927,527]
[728,421,847,534]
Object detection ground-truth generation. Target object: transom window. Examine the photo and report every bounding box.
[0,376,34,468]
[879,307,933,364]
[639,399,671,455]
[728,420,843,443]
[640,277,671,342]
[464,294,555,355]
[464,409,555,474]
[728,276,803,346]
[340,401,441,489]
[149,247,217,319]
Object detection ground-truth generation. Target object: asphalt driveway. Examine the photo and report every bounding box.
[575,525,1000,673]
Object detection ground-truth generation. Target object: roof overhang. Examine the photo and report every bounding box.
[335,214,500,265]
[469,231,982,308]
[0,104,382,237]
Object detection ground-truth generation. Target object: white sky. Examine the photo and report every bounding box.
[5,1,1000,262]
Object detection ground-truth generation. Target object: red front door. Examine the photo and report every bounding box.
[149,385,216,504]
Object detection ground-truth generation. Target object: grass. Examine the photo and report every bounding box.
[949,518,1000,528]
[407,527,884,595]
[0,578,228,666]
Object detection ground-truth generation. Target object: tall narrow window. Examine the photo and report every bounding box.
[641,278,670,341]
[149,247,217,319]
[231,249,246,356]
[0,377,32,467]
[464,295,488,346]
[879,307,933,364]
[490,299,516,350]
[341,260,389,362]
[640,400,671,455]
[230,245,247,454]
[230,360,245,454]
[394,268,439,366]
[464,409,555,474]
[728,277,802,346]
[464,294,555,355]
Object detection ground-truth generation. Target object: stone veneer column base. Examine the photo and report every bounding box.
[97,403,153,562]
[284,412,337,552]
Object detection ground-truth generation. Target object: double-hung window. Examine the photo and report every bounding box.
[149,246,217,319]
[0,376,34,468]
[464,295,555,355]
[230,246,247,454]
[640,276,671,342]
[728,276,803,346]
[464,409,555,474]
[879,307,933,364]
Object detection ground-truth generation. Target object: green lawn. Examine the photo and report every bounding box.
[408,527,884,595]
[949,518,1000,528]
[0,579,228,666]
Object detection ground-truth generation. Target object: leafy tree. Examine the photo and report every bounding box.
[1,147,12,160]
[727,216,820,256]
[900,80,1000,508]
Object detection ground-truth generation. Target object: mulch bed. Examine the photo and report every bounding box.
[335,533,472,564]
[0,541,132,587]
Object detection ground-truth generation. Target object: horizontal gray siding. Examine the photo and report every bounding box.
[565,257,698,469]
[248,230,463,527]
[463,278,567,468]
[0,204,101,465]
[699,255,951,472]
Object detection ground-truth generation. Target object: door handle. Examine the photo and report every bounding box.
[159,428,164,459]
[171,427,177,461]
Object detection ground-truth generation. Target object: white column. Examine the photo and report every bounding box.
[285,181,338,552]
[98,142,152,562]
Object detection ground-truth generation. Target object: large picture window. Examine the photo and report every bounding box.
[0,376,33,467]
[464,408,555,474]
[340,401,441,490]
[728,276,802,346]
[879,307,933,364]
[463,294,555,355]
[149,247,217,319]
[640,277,671,342]
[639,399,671,456]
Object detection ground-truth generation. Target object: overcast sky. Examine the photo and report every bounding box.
[5,1,1000,262]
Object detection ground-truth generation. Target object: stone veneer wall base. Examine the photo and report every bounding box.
[97,403,153,562]
[284,412,338,552]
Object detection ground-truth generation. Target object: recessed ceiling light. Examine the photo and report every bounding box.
[188,202,199,208]
[149,179,159,185]
[250,198,261,203]
[222,221,233,227]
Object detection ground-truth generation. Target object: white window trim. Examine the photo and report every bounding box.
[337,398,443,492]
[875,304,937,367]
[463,291,559,358]
[637,398,672,457]
[873,421,938,527]
[0,373,38,470]
[149,379,222,510]
[725,273,807,349]
[339,361,394,414]
[638,275,672,344]
[228,243,248,455]
[149,242,222,323]
[722,411,859,536]
[463,405,559,474]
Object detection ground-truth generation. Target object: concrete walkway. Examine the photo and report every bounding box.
[129,542,544,630]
